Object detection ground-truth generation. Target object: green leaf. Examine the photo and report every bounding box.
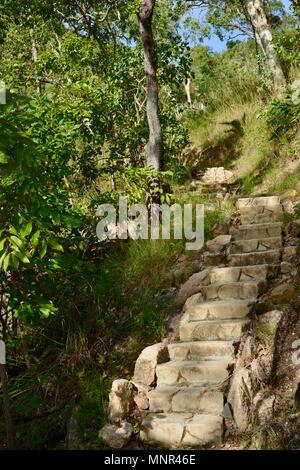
[0,238,6,251]
[21,222,33,238]
[30,230,40,248]
[10,254,20,270]
[0,251,7,268]
[10,236,24,250]
[48,240,64,252]
[40,240,47,259]
[14,251,30,264]
[3,253,10,272]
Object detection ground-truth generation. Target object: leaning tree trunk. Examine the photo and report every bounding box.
[245,0,286,93]
[139,0,162,171]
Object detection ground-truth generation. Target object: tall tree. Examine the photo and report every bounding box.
[184,0,286,92]
[138,0,162,171]
[245,0,286,92]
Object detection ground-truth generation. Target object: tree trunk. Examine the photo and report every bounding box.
[0,364,15,449]
[184,78,192,107]
[138,0,162,171]
[245,0,286,93]
[30,29,41,94]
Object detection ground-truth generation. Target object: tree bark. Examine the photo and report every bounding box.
[245,0,286,93]
[184,78,192,107]
[138,0,162,171]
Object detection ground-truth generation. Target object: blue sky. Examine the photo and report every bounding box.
[201,0,292,52]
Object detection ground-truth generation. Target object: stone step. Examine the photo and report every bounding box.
[228,249,281,267]
[156,359,233,386]
[209,264,269,283]
[186,299,255,321]
[230,237,282,254]
[168,340,235,361]
[148,385,224,414]
[233,222,282,240]
[140,413,223,448]
[236,196,281,209]
[239,205,282,224]
[180,318,251,342]
[203,252,227,267]
[202,280,266,300]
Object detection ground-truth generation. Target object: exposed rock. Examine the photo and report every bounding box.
[281,261,292,274]
[207,235,232,253]
[257,310,283,335]
[133,343,169,387]
[176,269,210,305]
[235,335,255,369]
[267,283,295,305]
[201,167,234,185]
[134,392,149,411]
[108,379,136,424]
[99,421,133,449]
[257,395,276,423]
[251,344,274,386]
[282,200,295,215]
[227,368,253,432]
[183,293,203,312]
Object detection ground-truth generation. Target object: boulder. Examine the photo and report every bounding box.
[235,335,255,369]
[108,379,136,424]
[133,343,169,387]
[201,167,234,185]
[267,283,295,305]
[282,200,295,215]
[207,235,232,253]
[251,345,274,386]
[227,367,253,432]
[176,269,210,305]
[257,310,283,335]
[183,293,203,312]
[257,395,276,423]
[99,421,133,449]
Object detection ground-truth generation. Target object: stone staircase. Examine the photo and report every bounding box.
[140,195,283,449]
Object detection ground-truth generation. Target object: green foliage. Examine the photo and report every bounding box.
[263,87,300,137]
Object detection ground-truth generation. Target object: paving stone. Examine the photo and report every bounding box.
[228,249,281,267]
[209,265,269,283]
[168,341,235,361]
[233,223,282,241]
[202,280,266,300]
[186,299,255,321]
[148,385,224,414]
[239,205,282,224]
[156,359,233,385]
[236,196,281,209]
[230,237,282,254]
[180,319,251,342]
[140,413,223,448]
